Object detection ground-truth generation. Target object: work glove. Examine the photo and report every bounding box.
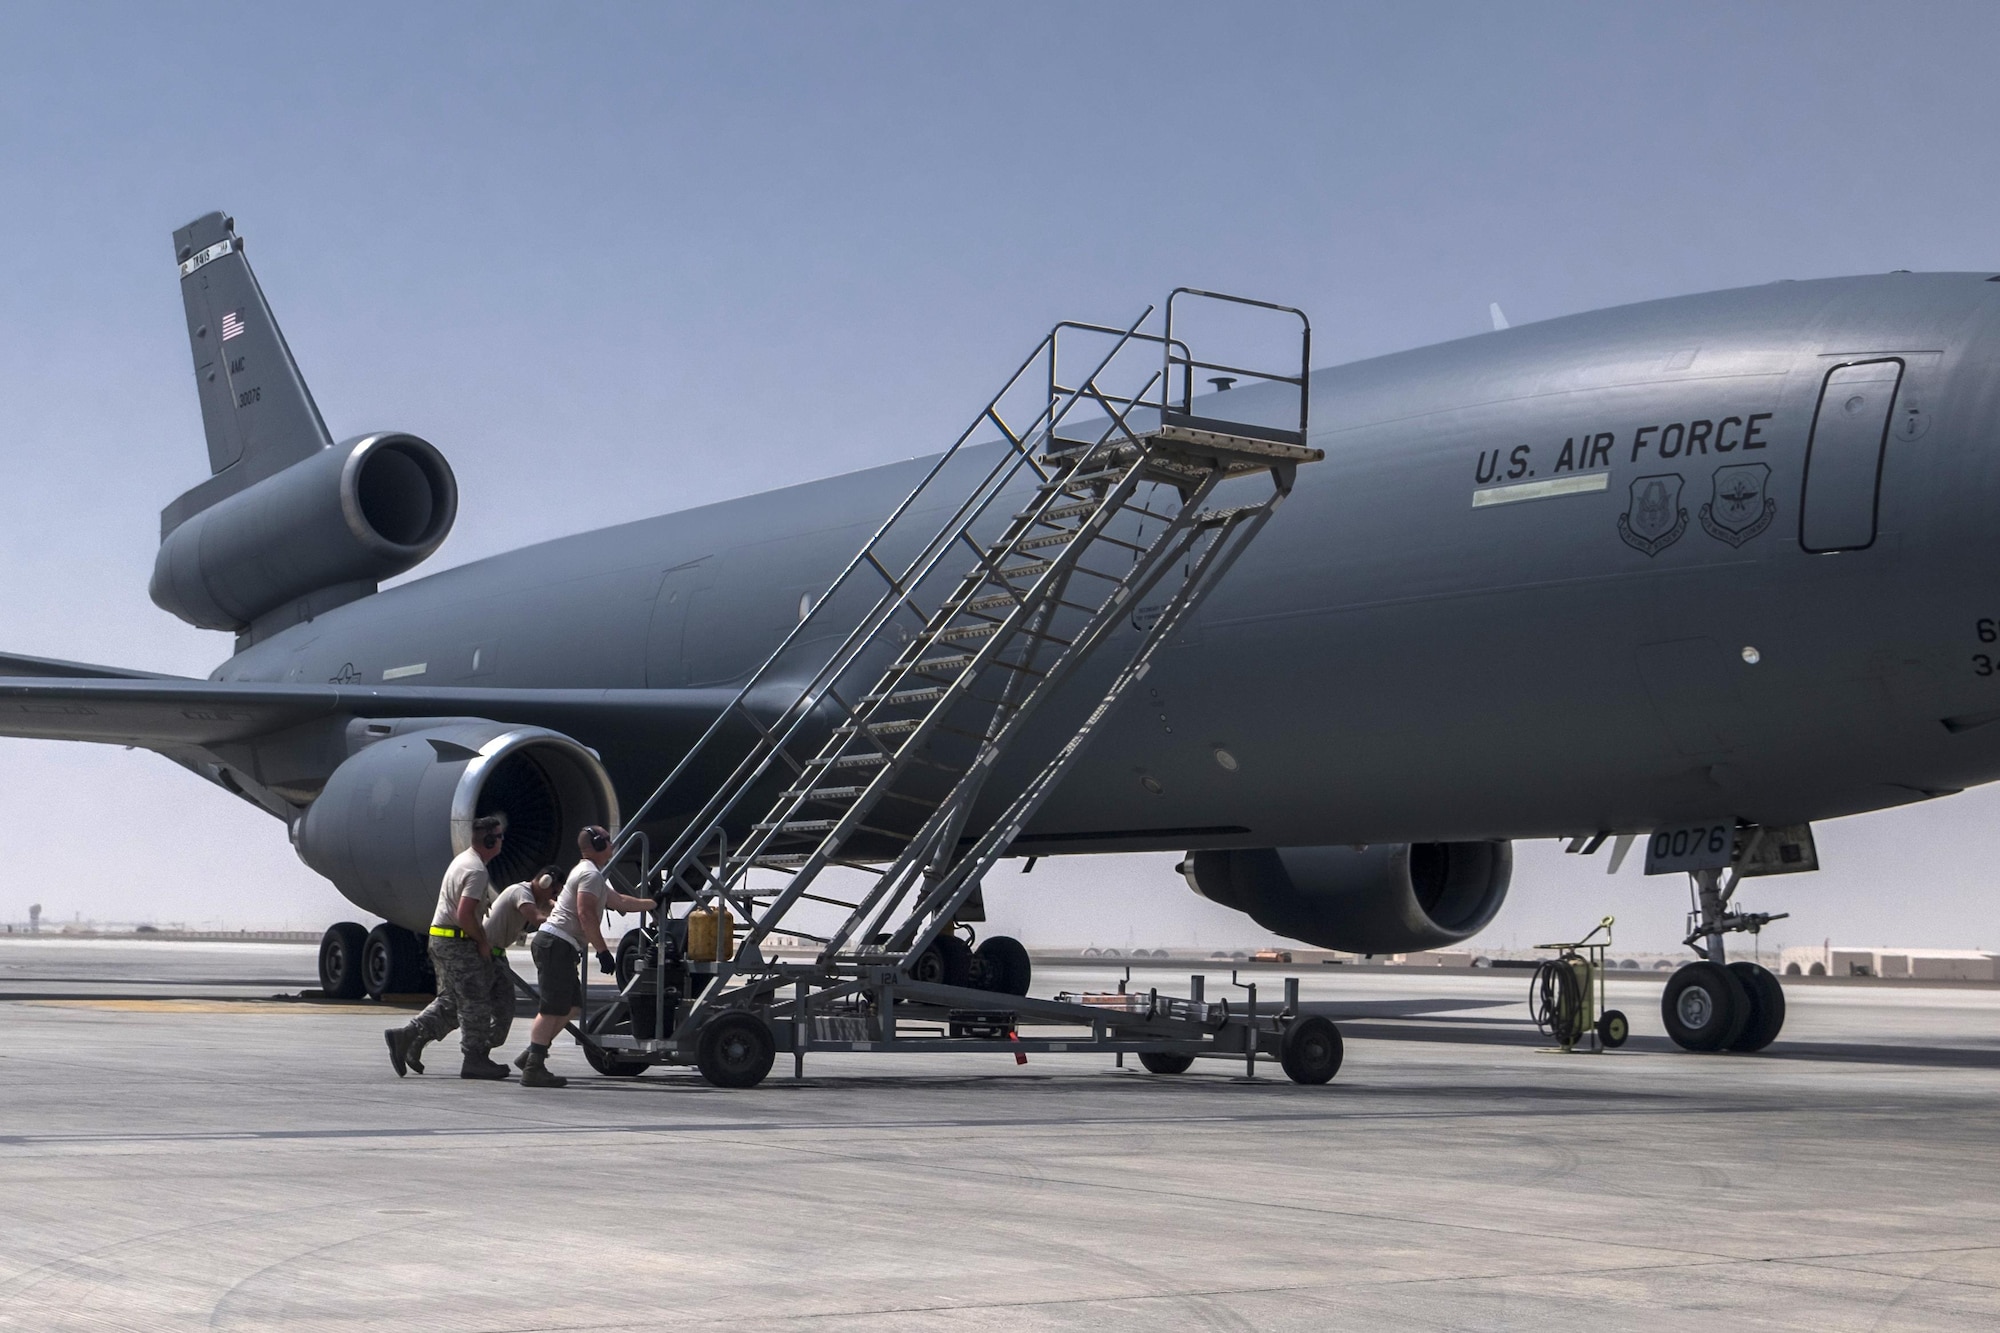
[597,949,616,976]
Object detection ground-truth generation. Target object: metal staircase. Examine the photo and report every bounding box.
[601,289,1319,1072]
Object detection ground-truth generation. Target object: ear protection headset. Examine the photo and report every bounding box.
[481,831,503,851]
[584,825,610,853]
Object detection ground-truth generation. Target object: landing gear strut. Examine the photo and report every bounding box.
[1662,840,1791,1053]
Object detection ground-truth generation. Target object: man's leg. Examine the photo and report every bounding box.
[436,941,509,1079]
[520,935,574,1088]
[386,939,460,1077]
[488,951,519,1053]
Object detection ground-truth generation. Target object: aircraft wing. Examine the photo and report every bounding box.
[0,677,741,749]
[0,651,186,681]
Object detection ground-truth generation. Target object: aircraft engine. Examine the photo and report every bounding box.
[150,431,457,633]
[1178,842,1511,953]
[294,721,619,931]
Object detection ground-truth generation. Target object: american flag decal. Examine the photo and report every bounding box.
[221,310,245,341]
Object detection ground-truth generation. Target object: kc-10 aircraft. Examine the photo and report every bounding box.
[4,211,1992,1056]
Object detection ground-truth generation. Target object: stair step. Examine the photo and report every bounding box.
[755,819,839,835]
[783,784,866,803]
[1016,499,1097,523]
[811,753,891,769]
[998,560,1051,580]
[834,717,920,737]
[934,623,1000,644]
[863,686,947,707]
[1018,530,1077,552]
[904,653,975,675]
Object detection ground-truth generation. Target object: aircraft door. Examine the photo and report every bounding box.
[1800,359,1903,552]
[646,561,706,688]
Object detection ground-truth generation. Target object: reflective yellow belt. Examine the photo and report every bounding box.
[429,926,469,939]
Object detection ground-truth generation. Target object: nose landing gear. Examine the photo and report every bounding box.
[1661,841,1793,1053]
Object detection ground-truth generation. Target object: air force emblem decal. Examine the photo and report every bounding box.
[1618,473,1688,556]
[1699,462,1775,547]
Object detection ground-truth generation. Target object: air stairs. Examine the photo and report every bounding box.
[580,290,1340,1086]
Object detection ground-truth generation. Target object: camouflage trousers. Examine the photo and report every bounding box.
[408,938,516,1055]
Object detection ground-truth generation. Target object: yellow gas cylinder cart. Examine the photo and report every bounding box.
[1530,916,1628,1052]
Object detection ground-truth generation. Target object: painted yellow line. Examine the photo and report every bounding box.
[23,999,379,1014]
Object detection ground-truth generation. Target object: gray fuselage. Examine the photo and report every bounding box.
[220,274,2000,854]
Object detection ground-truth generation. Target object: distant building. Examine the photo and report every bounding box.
[1778,945,2000,981]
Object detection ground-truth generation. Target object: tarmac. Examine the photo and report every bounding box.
[3,936,1999,1331]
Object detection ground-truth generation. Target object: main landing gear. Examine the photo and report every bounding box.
[319,921,435,1002]
[1661,862,1789,1053]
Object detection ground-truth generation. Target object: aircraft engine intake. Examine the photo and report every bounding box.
[1178,841,1511,953]
[150,432,457,633]
[295,721,619,931]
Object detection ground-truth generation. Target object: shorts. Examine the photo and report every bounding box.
[531,931,583,1017]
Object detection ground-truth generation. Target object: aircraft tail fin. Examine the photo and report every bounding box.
[162,212,333,536]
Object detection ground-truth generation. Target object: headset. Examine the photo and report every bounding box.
[584,825,610,853]
[481,831,503,851]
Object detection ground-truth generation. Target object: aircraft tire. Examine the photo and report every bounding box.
[1279,1016,1344,1084]
[1596,1009,1630,1049]
[1661,962,1749,1052]
[975,935,1032,996]
[934,934,974,988]
[1726,962,1787,1052]
[319,922,368,1000]
[696,1012,775,1089]
[1138,1051,1195,1075]
[363,923,427,1000]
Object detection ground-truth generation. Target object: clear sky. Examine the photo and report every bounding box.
[4,3,2000,951]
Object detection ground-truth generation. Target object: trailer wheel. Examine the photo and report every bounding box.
[1138,1051,1194,1075]
[583,1043,649,1078]
[318,922,368,1000]
[1279,1016,1343,1084]
[1596,1009,1629,1048]
[615,928,649,989]
[696,1012,776,1089]
[975,935,1032,996]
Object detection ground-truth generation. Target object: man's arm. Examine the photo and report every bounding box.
[579,894,610,954]
[454,893,490,953]
[603,888,655,915]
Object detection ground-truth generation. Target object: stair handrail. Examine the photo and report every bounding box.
[607,307,1169,882]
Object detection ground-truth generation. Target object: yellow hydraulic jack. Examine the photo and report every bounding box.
[1530,915,1629,1053]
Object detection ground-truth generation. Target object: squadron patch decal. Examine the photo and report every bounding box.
[1618,473,1688,556]
[1699,462,1775,547]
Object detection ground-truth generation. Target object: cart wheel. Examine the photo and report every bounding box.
[696,1012,776,1089]
[1279,1016,1343,1085]
[1596,1009,1629,1049]
[615,929,650,989]
[1138,1051,1194,1075]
